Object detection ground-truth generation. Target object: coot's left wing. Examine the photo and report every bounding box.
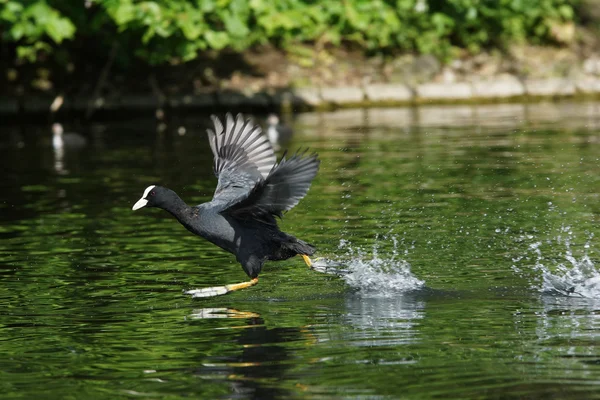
[207,114,277,206]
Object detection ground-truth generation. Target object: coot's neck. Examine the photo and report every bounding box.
[159,192,196,227]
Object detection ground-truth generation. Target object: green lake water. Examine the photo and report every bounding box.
[1,102,600,399]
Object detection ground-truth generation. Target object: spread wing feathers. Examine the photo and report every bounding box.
[226,150,320,220]
[207,113,276,180]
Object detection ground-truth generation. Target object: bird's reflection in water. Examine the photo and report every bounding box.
[192,309,313,398]
[53,146,66,175]
[190,308,260,319]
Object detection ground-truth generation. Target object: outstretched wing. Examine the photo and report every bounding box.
[225,150,320,221]
[207,113,277,204]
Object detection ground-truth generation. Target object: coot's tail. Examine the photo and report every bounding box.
[272,235,316,260]
[289,237,316,256]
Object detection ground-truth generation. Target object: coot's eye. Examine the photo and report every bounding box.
[150,191,156,196]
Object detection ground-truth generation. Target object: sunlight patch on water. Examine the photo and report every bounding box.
[313,236,425,296]
[512,226,600,299]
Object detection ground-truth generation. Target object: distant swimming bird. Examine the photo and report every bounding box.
[266,113,293,150]
[51,123,87,175]
[132,114,320,298]
[52,123,87,150]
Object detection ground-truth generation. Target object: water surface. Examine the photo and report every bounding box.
[1,102,600,398]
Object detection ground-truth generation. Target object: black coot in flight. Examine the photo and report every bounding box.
[132,114,320,297]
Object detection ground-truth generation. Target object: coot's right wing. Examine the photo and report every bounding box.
[207,114,277,205]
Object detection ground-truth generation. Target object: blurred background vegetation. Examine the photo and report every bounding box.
[1,0,580,65]
[1,0,595,101]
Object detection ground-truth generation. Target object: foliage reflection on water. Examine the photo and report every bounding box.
[1,102,600,398]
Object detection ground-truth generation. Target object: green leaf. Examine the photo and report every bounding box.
[199,0,216,13]
[109,0,136,25]
[204,30,229,49]
[9,23,25,40]
[141,26,155,43]
[344,1,368,30]
[180,42,202,61]
[179,15,203,40]
[222,11,249,37]
[558,5,573,20]
[45,17,76,43]
[0,1,23,22]
[249,0,267,12]
[17,45,37,62]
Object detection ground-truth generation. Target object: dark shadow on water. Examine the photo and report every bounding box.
[192,312,311,398]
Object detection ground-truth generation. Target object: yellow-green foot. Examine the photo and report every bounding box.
[301,254,313,268]
[185,278,258,298]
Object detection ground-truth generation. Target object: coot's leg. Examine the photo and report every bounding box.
[301,254,313,268]
[190,308,260,319]
[185,278,259,298]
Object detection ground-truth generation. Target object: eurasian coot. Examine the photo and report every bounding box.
[52,123,87,150]
[132,114,320,297]
[266,113,293,151]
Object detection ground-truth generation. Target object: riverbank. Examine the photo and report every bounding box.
[3,42,600,119]
[4,76,600,117]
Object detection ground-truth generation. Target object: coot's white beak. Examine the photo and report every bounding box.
[132,185,156,211]
[132,198,147,210]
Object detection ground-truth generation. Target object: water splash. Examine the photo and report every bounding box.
[539,255,600,298]
[512,226,600,299]
[313,236,425,296]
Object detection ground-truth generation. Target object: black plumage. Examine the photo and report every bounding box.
[132,114,320,280]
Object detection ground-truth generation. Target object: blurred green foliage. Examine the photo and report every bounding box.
[0,0,75,62]
[0,0,579,65]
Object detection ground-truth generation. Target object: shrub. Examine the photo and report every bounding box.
[0,0,580,66]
